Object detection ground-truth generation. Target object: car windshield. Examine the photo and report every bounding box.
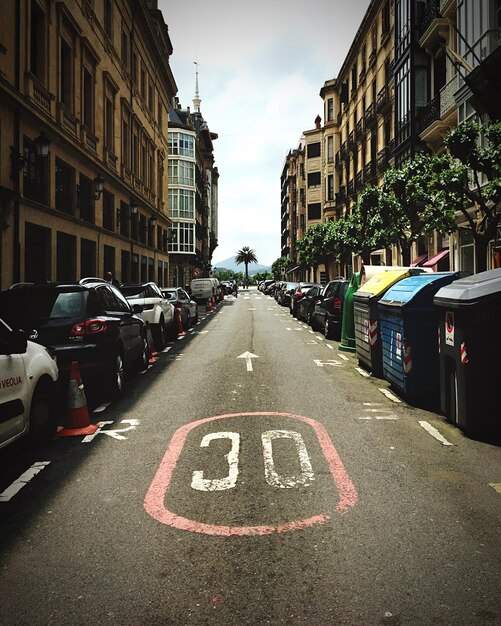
[0,288,89,324]
[120,286,148,298]
[162,291,175,300]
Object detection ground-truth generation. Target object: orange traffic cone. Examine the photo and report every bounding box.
[145,321,158,363]
[205,297,212,313]
[57,361,99,437]
[175,308,186,337]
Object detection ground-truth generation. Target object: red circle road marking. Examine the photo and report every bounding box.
[143,412,358,536]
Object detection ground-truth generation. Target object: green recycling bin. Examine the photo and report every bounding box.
[434,268,501,436]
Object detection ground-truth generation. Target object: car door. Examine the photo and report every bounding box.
[315,282,335,327]
[0,321,28,445]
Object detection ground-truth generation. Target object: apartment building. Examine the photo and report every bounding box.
[167,95,219,287]
[0,0,177,289]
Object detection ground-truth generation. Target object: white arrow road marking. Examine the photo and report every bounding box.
[82,419,141,443]
[418,421,454,446]
[0,462,51,502]
[314,359,342,367]
[237,351,259,372]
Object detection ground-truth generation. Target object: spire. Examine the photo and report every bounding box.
[193,60,201,113]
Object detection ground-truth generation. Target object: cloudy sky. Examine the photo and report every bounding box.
[158,0,370,267]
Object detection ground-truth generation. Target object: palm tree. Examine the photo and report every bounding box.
[235,246,258,286]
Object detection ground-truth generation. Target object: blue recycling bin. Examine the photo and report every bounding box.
[378,272,462,404]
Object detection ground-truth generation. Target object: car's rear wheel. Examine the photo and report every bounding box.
[136,334,150,372]
[324,316,335,339]
[109,351,125,398]
[152,317,167,350]
[28,380,57,444]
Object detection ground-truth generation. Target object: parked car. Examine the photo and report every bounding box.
[296,285,324,323]
[311,278,350,339]
[264,281,277,295]
[161,287,198,328]
[0,281,149,399]
[259,279,275,293]
[277,282,298,307]
[290,283,320,317]
[191,278,215,303]
[120,282,176,349]
[0,317,59,449]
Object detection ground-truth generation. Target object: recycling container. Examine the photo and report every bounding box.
[378,272,462,403]
[354,269,425,377]
[339,272,361,353]
[434,267,501,436]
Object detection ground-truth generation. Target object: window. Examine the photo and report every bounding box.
[326,98,334,121]
[307,142,321,158]
[132,124,139,176]
[105,95,114,151]
[158,100,163,129]
[168,160,195,186]
[122,114,130,169]
[30,0,46,82]
[23,138,48,205]
[102,190,114,231]
[168,223,195,254]
[168,188,195,219]
[307,172,321,188]
[168,132,195,158]
[327,175,334,201]
[80,238,96,278]
[327,136,334,163]
[395,58,411,145]
[60,36,73,109]
[148,81,154,112]
[104,0,112,39]
[55,158,75,215]
[308,203,321,220]
[121,27,129,68]
[82,66,94,130]
[56,232,76,282]
[77,174,94,223]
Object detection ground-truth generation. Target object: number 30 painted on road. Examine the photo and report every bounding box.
[144,412,358,536]
[191,430,315,492]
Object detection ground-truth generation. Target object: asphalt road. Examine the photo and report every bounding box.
[1,288,500,625]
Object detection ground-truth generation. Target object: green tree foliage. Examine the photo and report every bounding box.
[235,246,258,284]
[271,257,293,280]
[439,121,501,272]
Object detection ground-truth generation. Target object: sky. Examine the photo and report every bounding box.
[158,0,371,267]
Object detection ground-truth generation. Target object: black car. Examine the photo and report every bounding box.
[277,282,298,307]
[296,285,324,323]
[0,281,149,398]
[311,278,350,339]
[290,282,320,317]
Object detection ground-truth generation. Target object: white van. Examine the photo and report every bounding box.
[190,278,215,302]
[0,318,59,449]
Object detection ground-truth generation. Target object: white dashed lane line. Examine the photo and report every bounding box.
[418,420,454,446]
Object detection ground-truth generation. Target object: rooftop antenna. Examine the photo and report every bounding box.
[193,60,201,113]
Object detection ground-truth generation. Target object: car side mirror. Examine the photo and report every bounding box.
[132,304,143,314]
[9,328,28,354]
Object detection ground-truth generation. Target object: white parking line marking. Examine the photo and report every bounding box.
[378,388,402,403]
[337,353,349,361]
[0,462,51,502]
[489,483,501,495]
[355,367,371,378]
[418,421,454,446]
[305,340,318,345]
[93,402,111,413]
[325,344,334,350]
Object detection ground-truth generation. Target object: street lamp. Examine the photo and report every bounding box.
[129,197,138,215]
[93,173,105,200]
[10,131,51,177]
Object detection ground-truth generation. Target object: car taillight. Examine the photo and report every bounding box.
[295,292,302,299]
[333,297,342,312]
[71,319,108,336]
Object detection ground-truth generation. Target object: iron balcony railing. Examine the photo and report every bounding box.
[419,0,440,40]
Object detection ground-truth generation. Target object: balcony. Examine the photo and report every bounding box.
[416,94,440,135]
[440,74,459,117]
[356,118,365,138]
[419,0,449,50]
[340,141,348,160]
[376,148,388,173]
[368,49,377,68]
[355,170,363,190]
[376,84,392,113]
[348,130,356,150]
[347,180,355,196]
[364,161,376,182]
[364,102,376,128]
[359,64,367,84]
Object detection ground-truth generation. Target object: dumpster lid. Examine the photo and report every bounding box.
[379,272,460,306]
[434,267,501,306]
[356,268,425,299]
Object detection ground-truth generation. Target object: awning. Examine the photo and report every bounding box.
[422,249,449,268]
[410,253,428,267]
